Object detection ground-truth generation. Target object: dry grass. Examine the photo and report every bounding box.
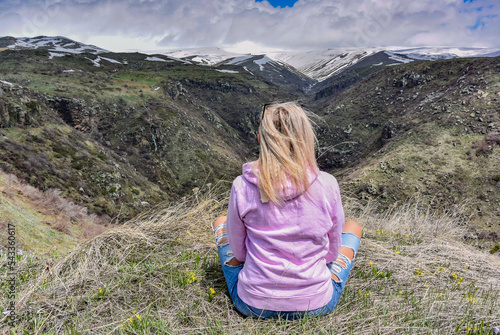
[0,169,109,249]
[1,185,499,334]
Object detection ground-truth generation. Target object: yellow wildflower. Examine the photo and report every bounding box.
[209,287,216,295]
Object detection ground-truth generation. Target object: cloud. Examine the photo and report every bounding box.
[0,0,498,52]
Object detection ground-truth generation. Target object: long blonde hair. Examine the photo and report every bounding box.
[256,101,318,204]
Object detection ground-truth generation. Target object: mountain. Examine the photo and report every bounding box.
[162,47,244,66]
[0,36,498,238]
[0,46,294,221]
[388,46,500,61]
[0,35,109,54]
[268,48,383,82]
[314,56,500,236]
[311,51,416,101]
[217,54,316,94]
[159,48,315,94]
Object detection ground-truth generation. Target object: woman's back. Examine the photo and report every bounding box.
[227,162,345,311]
[212,101,361,318]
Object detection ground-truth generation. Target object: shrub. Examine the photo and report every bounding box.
[472,140,492,157]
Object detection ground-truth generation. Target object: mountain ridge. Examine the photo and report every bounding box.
[0,37,498,241]
[3,35,500,93]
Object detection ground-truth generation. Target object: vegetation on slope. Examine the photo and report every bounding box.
[1,188,499,334]
[316,57,500,235]
[0,48,499,334]
[0,49,294,221]
[0,169,109,255]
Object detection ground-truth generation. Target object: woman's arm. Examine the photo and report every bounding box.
[325,177,345,263]
[226,181,247,262]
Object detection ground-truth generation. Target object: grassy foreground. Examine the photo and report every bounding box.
[1,185,499,334]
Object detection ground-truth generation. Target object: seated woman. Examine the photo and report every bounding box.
[212,101,362,319]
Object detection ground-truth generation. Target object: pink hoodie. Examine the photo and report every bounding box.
[226,161,345,311]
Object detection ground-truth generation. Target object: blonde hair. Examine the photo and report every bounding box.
[256,101,318,204]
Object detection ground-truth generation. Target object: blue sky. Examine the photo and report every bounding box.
[256,0,299,8]
[0,0,499,52]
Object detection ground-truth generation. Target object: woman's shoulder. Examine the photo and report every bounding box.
[317,170,339,185]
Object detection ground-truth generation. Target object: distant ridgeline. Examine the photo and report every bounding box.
[0,36,498,241]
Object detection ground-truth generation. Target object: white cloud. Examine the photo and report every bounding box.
[0,0,498,52]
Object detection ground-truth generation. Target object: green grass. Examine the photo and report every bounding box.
[0,196,77,255]
[340,121,500,237]
[1,187,498,334]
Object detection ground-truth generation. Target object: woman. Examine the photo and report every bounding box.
[212,101,362,319]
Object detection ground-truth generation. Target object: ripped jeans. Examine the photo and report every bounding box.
[213,223,361,319]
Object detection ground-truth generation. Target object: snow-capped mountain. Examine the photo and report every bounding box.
[1,36,108,54]
[3,35,500,89]
[219,54,316,93]
[267,48,383,82]
[386,46,500,61]
[160,47,245,66]
[159,46,500,83]
[154,48,316,93]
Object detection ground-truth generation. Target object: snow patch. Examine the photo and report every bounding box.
[216,69,239,74]
[385,51,414,64]
[226,55,254,65]
[63,69,75,73]
[253,56,272,71]
[160,47,245,66]
[243,66,253,75]
[0,80,13,86]
[85,57,101,67]
[48,52,66,59]
[100,56,122,64]
[145,56,167,62]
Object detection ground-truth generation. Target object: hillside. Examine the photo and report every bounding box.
[1,189,499,334]
[0,38,499,334]
[0,46,498,245]
[0,48,294,221]
[313,56,500,243]
[0,169,108,255]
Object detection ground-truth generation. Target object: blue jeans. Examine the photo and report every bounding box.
[214,224,361,319]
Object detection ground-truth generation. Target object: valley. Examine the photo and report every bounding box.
[0,36,498,254]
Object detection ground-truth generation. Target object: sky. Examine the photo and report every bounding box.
[0,0,499,53]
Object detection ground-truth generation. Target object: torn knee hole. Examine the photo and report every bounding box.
[225,256,243,267]
[217,236,228,246]
[333,260,348,270]
[340,245,356,259]
[335,259,347,268]
[331,273,341,283]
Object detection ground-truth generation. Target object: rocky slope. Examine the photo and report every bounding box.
[0,41,498,246]
[313,56,499,242]
[0,48,292,221]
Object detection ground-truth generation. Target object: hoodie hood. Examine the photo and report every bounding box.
[242,161,319,203]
